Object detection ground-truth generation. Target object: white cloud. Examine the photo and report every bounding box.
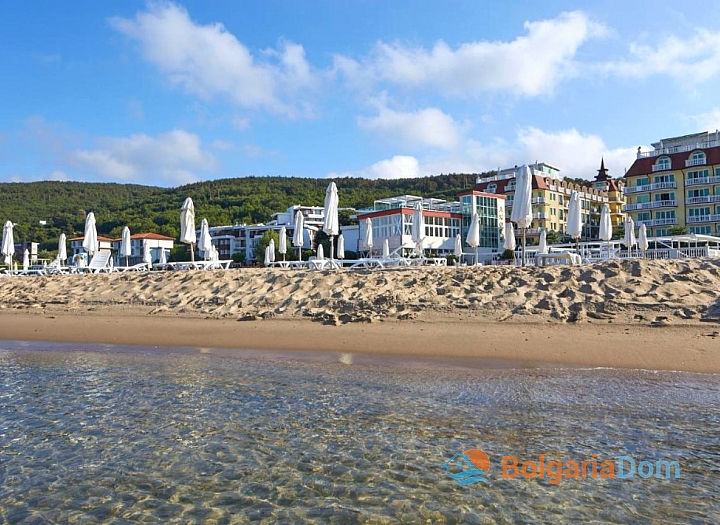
[358,105,464,149]
[7,170,69,183]
[688,108,720,132]
[69,129,216,185]
[111,2,316,117]
[328,155,421,179]
[600,29,720,81]
[334,11,604,97]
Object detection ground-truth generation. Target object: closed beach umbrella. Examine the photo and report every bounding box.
[411,201,425,255]
[363,217,373,255]
[142,241,152,269]
[599,204,612,259]
[510,165,533,266]
[83,212,98,256]
[454,233,463,264]
[638,223,649,256]
[209,245,219,262]
[198,218,212,260]
[623,216,636,255]
[264,245,272,266]
[504,222,516,264]
[382,238,390,258]
[337,234,345,260]
[323,182,339,259]
[58,233,67,263]
[269,238,276,263]
[293,210,305,261]
[567,191,583,253]
[23,249,29,271]
[120,226,132,266]
[538,229,548,255]
[159,248,167,265]
[279,226,287,261]
[2,221,14,266]
[466,212,480,266]
[317,243,324,259]
[180,197,196,261]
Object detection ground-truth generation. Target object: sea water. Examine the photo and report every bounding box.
[1,341,719,523]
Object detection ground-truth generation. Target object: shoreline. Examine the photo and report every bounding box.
[1,310,719,373]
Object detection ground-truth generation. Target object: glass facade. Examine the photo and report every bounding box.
[460,194,500,249]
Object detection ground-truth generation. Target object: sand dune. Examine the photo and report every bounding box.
[0,259,718,327]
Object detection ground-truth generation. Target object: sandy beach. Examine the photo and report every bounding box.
[1,258,719,372]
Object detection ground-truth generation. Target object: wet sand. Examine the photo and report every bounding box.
[1,310,719,373]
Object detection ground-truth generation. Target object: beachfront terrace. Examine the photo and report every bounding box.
[357,195,461,214]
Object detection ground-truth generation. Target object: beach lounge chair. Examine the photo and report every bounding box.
[114,262,149,272]
[85,250,113,273]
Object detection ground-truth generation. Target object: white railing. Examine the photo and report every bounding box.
[687,214,720,223]
[636,218,678,227]
[686,175,720,186]
[686,158,707,167]
[651,164,671,172]
[531,197,546,204]
[637,139,720,158]
[623,181,676,194]
[533,213,547,219]
[686,195,720,205]
[625,200,678,211]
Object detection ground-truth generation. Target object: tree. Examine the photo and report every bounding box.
[669,225,689,236]
[546,230,562,245]
[254,229,279,263]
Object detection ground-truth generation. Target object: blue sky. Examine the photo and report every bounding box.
[2,1,720,187]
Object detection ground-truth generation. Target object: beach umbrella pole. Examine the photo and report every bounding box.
[125,256,129,267]
[522,228,527,267]
[190,243,195,262]
[475,246,478,266]
[330,236,334,261]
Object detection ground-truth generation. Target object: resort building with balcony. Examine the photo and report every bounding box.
[623,131,720,236]
[473,162,623,243]
[206,204,359,264]
[356,192,505,263]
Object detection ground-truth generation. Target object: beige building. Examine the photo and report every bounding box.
[474,162,625,243]
[624,131,720,236]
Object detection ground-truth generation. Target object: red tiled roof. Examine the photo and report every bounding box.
[68,235,114,242]
[127,232,175,241]
[625,144,720,178]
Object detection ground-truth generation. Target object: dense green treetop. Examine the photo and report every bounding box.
[0,173,490,252]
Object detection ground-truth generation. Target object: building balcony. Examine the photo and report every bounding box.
[686,158,707,168]
[623,200,676,212]
[637,139,720,158]
[686,195,720,205]
[687,214,720,224]
[533,213,547,219]
[531,197,546,204]
[685,175,720,187]
[651,164,670,172]
[637,218,678,227]
[623,181,676,194]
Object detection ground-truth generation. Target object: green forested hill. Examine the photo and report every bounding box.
[0,173,488,253]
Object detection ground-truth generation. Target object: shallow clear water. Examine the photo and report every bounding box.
[1,341,719,524]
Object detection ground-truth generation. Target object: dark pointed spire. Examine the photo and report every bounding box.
[595,157,609,181]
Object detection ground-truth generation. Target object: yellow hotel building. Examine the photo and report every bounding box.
[624,131,720,236]
[474,161,625,243]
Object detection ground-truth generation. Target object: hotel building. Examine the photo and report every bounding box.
[473,162,625,243]
[623,131,720,236]
[356,192,505,261]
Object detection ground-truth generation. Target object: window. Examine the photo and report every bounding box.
[653,173,674,184]
[654,192,675,202]
[636,177,650,186]
[655,228,669,236]
[637,212,651,222]
[487,183,496,193]
[690,226,712,235]
[689,151,706,166]
[655,156,671,171]
[688,207,711,217]
[687,169,709,181]
[636,194,650,204]
[655,210,675,220]
[688,188,710,198]
[716,167,720,178]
